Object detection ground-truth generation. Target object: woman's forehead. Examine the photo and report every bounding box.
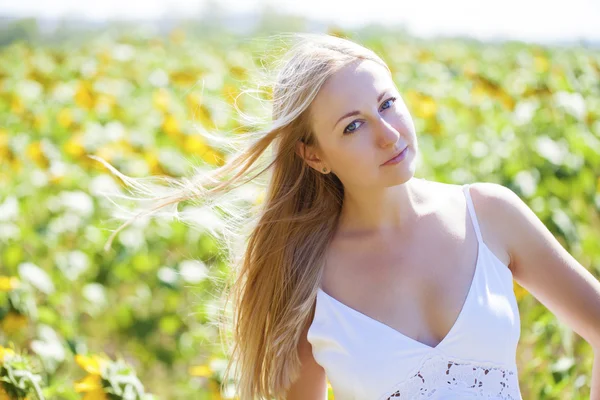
[310,61,394,132]
[325,60,391,96]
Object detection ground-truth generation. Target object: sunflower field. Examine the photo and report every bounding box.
[1,18,600,400]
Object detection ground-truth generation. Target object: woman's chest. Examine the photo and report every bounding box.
[308,243,522,400]
[320,230,480,346]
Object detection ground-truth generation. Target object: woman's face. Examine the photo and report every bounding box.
[303,59,418,190]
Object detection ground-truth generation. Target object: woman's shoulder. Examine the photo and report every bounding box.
[419,179,507,218]
[459,181,514,269]
[421,179,512,268]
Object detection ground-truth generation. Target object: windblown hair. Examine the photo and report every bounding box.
[92,32,391,399]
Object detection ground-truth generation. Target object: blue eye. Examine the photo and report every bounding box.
[343,120,361,134]
[343,97,397,135]
[380,97,396,112]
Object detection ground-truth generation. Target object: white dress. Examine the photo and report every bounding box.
[307,184,523,399]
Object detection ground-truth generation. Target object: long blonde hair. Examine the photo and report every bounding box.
[92,32,391,399]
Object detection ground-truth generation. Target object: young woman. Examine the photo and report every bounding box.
[95,33,600,399]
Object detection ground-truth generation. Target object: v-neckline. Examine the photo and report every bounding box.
[316,237,484,352]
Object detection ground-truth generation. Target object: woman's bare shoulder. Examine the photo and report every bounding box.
[420,179,512,268]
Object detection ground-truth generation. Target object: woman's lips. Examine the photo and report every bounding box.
[381,146,408,166]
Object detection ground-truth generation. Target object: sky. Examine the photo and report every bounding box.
[1,0,599,43]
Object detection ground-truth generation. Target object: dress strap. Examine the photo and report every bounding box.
[462,184,483,244]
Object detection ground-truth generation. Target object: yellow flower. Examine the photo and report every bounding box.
[75,354,110,375]
[327,379,335,399]
[197,104,215,129]
[75,82,94,110]
[10,159,22,174]
[513,280,529,301]
[0,276,20,291]
[26,141,49,168]
[153,89,170,112]
[208,380,223,399]
[33,114,48,131]
[10,96,24,115]
[57,108,73,128]
[189,364,212,377]
[74,355,111,399]
[499,92,515,111]
[183,135,209,155]
[0,345,16,363]
[74,374,101,392]
[74,374,108,400]
[0,128,8,146]
[222,84,239,104]
[162,115,180,138]
[186,92,202,116]
[1,312,28,335]
[470,82,488,103]
[229,65,247,80]
[64,134,85,158]
[171,70,198,87]
[534,54,549,73]
[143,151,165,175]
[404,90,437,119]
[201,148,225,167]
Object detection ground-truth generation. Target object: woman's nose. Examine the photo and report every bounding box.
[375,116,401,147]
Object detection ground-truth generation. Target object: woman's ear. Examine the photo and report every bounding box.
[295,140,326,173]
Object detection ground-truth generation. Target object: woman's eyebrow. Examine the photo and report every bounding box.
[332,90,390,130]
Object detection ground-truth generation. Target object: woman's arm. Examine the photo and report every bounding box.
[285,319,328,400]
[476,182,600,398]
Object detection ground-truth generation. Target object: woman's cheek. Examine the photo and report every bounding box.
[348,152,376,176]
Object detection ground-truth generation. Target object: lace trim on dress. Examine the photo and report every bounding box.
[381,353,520,400]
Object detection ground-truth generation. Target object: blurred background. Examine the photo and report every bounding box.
[0,1,599,399]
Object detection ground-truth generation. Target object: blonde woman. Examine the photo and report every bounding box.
[95,33,600,399]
